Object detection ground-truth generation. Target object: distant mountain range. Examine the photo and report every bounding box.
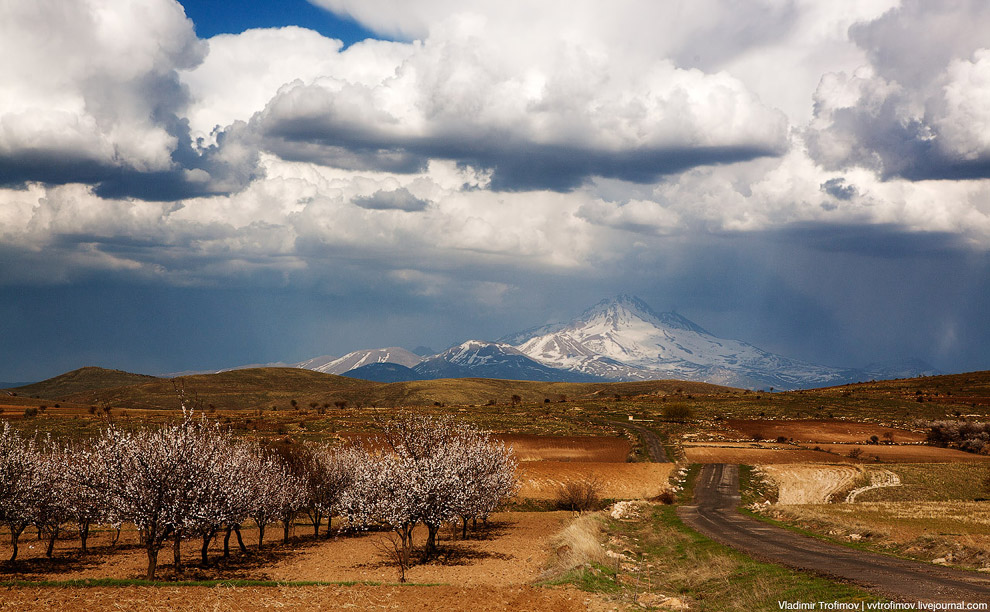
[276,295,937,390]
[165,295,938,390]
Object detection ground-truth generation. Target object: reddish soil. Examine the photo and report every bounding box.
[684,441,990,464]
[495,434,631,462]
[337,433,632,463]
[0,585,601,611]
[0,513,613,610]
[723,419,926,444]
[684,444,845,464]
[805,443,990,462]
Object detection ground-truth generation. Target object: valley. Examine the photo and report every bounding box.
[3,367,990,609]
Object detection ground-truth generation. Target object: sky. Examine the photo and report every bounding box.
[1,0,989,382]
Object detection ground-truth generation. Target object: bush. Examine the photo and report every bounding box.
[662,404,692,422]
[653,490,676,505]
[23,407,38,418]
[555,479,603,512]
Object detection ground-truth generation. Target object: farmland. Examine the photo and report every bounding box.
[4,367,990,608]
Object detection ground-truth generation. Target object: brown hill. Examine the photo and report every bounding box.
[46,367,732,411]
[10,367,160,399]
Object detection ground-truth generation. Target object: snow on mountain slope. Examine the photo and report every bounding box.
[299,347,423,375]
[413,340,602,382]
[513,295,856,390]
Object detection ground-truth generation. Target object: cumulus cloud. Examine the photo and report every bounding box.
[806,0,990,180]
[0,0,262,199]
[246,13,788,191]
[353,187,429,211]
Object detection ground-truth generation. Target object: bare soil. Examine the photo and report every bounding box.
[0,513,566,585]
[807,443,990,462]
[684,441,990,464]
[683,443,845,464]
[495,434,631,462]
[0,584,601,611]
[0,513,617,610]
[724,419,926,444]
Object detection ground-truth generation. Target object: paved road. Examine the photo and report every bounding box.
[678,464,990,604]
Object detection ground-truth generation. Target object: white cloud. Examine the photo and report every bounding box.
[0,0,205,180]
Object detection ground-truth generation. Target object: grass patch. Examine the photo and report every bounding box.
[855,463,990,502]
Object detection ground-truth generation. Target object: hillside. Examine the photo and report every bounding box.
[38,366,733,411]
[9,367,160,399]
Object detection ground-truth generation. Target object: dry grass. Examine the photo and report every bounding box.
[760,464,862,504]
[515,462,674,500]
[768,501,990,570]
[542,513,610,579]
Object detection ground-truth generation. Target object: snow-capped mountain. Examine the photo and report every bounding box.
[296,347,423,375]
[507,295,862,390]
[411,340,601,382]
[287,296,937,388]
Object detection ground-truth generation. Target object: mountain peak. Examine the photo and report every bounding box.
[580,295,710,335]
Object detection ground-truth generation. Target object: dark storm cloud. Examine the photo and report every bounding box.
[819,178,856,201]
[807,0,990,181]
[261,113,784,191]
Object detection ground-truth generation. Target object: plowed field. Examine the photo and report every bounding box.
[724,419,925,444]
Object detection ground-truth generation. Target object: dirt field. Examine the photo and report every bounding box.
[495,434,631,462]
[0,513,612,611]
[684,441,990,464]
[336,433,632,463]
[684,443,846,464]
[0,513,567,585]
[805,443,990,462]
[0,584,601,611]
[516,461,674,500]
[724,419,926,444]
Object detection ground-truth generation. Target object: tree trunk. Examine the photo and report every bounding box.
[282,516,291,544]
[223,526,232,558]
[200,529,216,567]
[424,522,439,559]
[258,523,266,549]
[173,532,183,576]
[46,524,59,558]
[9,524,25,562]
[326,514,333,538]
[234,524,246,552]
[310,509,322,538]
[79,521,90,553]
[146,545,159,580]
[461,517,468,539]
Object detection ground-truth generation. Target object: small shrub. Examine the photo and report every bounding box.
[555,479,603,512]
[776,436,789,444]
[653,490,676,505]
[23,406,38,418]
[848,447,864,459]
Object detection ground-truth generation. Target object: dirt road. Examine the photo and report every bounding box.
[606,419,670,462]
[678,464,990,604]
